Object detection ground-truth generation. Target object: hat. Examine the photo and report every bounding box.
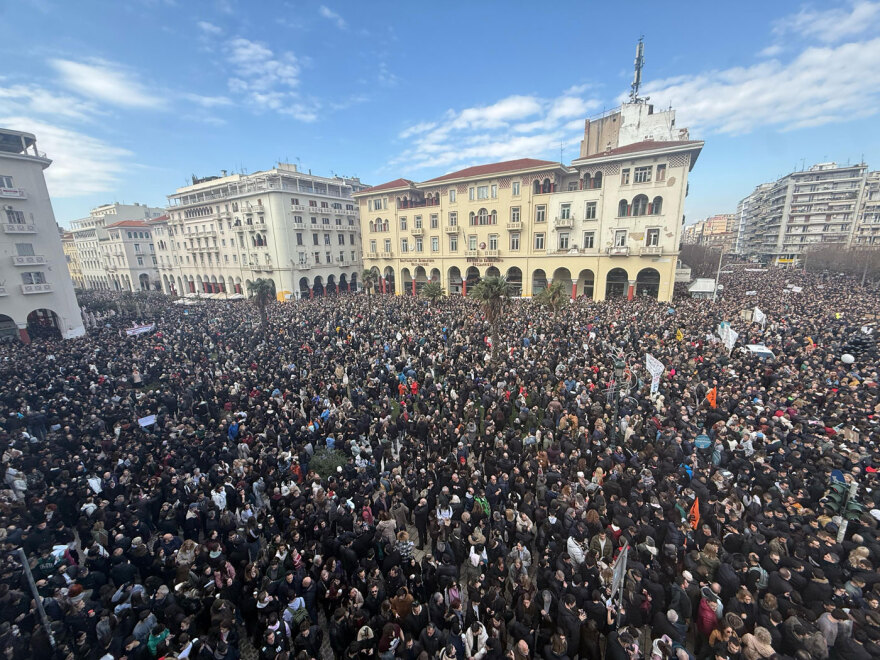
[468,530,485,546]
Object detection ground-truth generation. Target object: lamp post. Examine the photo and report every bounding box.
[712,246,724,303]
[610,357,626,444]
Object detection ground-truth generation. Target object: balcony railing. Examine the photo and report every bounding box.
[554,217,574,229]
[21,283,52,294]
[464,249,479,257]
[507,221,522,231]
[445,225,459,234]
[411,227,424,236]
[0,187,26,199]
[379,250,394,259]
[485,249,500,257]
[11,255,46,266]
[640,246,662,256]
[607,246,630,256]
[398,199,440,209]
[3,222,36,234]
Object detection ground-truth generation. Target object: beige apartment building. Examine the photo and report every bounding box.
[61,231,84,289]
[355,102,702,302]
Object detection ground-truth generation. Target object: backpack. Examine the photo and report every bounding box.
[749,565,768,590]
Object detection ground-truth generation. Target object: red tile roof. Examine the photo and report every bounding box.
[423,158,560,183]
[147,214,168,223]
[574,140,703,161]
[358,178,415,194]
[105,220,150,229]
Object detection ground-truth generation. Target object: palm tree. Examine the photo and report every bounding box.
[247,278,275,328]
[471,275,509,363]
[421,281,446,305]
[361,269,378,295]
[536,280,568,319]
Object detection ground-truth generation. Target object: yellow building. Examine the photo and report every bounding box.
[61,231,85,289]
[355,125,702,301]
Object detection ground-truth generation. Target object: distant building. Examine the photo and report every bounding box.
[854,170,880,247]
[70,202,165,290]
[61,231,84,288]
[737,162,873,265]
[0,128,84,341]
[682,214,736,252]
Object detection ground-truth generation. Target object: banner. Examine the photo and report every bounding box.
[689,498,700,529]
[610,545,628,599]
[646,354,664,395]
[676,329,684,341]
[126,323,156,337]
[753,307,766,325]
[650,374,661,395]
[706,387,717,408]
[745,290,757,296]
[138,414,157,427]
[724,328,739,352]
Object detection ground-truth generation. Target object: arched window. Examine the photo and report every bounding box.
[469,212,476,226]
[369,221,375,232]
[477,208,489,225]
[632,195,649,216]
[618,199,629,217]
[490,210,497,225]
[652,196,663,215]
[542,178,552,193]
[582,174,591,190]
[593,172,603,189]
[534,180,541,194]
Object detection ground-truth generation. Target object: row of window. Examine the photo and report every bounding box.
[621,164,666,185]
[369,197,662,232]
[369,227,661,254]
[289,198,354,211]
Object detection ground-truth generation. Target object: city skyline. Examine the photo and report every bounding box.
[4,0,880,225]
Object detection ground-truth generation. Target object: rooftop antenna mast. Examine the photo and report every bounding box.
[630,36,645,103]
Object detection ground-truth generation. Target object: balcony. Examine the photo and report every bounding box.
[379,250,394,259]
[640,246,663,256]
[11,255,46,266]
[21,283,52,294]
[465,249,479,257]
[364,252,380,260]
[398,199,440,210]
[3,222,36,234]
[445,225,460,234]
[342,209,357,216]
[0,187,26,199]
[411,227,424,236]
[554,217,574,229]
[0,286,7,296]
[507,221,522,231]
[607,246,630,256]
[485,249,500,257]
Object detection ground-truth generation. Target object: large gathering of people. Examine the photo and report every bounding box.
[0,266,879,660]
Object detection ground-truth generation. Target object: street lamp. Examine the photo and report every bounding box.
[712,246,724,303]
[610,357,626,444]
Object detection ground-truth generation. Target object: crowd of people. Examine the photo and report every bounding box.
[0,266,878,660]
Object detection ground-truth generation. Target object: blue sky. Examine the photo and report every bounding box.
[3,0,880,226]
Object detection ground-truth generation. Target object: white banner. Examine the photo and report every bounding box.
[745,290,758,296]
[724,327,739,352]
[753,307,766,324]
[650,373,661,394]
[791,286,803,293]
[125,323,155,336]
[645,353,664,378]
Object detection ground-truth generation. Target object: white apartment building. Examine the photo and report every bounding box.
[0,128,84,341]
[70,202,164,289]
[738,163,872,264]
[854,171,880,247]
[157,164,366,299]
[100,220,161,291]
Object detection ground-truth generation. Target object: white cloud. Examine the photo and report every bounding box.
[0,116,132,197]
[183,93,232,108]
[50,58,165,109]
[391,90,598,173]
[226,37,300,96]
[773,1,880,44]
[641,37,880,134]
[197,20,223,35]
[319,5,347,30]
[0,83,100,122]
[758,44,783,58]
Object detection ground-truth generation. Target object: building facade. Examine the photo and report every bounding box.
[737,163,873,264]
[853,170,880,247]
[70,203,165,289]
[157,164,366,299]
[100,220,161,291]
[61,231,84,289]
[0,128,84,341]
[355,107,702,303]
[682,214,737,252]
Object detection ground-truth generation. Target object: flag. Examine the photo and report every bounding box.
[689,497,700,530]
[753,307,766,325]
[676,329,683,341]
[706,387,717,409]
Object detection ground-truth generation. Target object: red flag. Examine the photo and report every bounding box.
[689,497,700,530]
[706,387,717,409]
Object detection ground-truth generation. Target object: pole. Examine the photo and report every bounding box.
[862,252,869,287]
[712,247,723,303]
[15,548,55,649]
